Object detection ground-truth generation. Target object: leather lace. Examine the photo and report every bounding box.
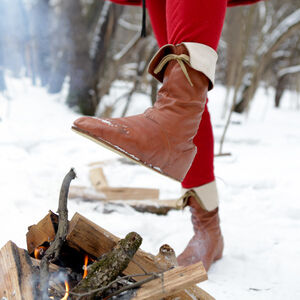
[176,190,197,209]
[154,54,194,87]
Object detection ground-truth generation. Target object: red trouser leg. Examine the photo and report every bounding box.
[166,0,227,50]
[181,102,215,188]
[147,0,168,47]
[147,0,226,188]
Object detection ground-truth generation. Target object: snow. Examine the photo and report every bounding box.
[1,77,300,299]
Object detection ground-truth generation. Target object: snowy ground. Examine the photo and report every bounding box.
[0,77,299,299]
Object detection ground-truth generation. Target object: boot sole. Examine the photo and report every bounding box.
[72,126,180,182]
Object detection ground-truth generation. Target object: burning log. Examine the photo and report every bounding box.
[26,210,58,255]
[0,167,215,300]
[72,232,142,299]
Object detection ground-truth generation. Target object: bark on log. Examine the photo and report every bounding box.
[72,232,142,299]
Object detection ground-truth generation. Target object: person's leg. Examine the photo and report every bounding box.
[166,0,226,50]
[163,0,227,269]
[182,103,215,189]
[72,0,225,184]
[147,0,167,47]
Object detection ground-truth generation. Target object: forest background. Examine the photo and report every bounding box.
[1,0,300,119]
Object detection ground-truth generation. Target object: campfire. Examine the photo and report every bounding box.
[0,169,214,299]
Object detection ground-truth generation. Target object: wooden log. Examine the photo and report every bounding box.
[69,186,174,215]
[66,212,209,296]
[154,245,215,300]
[69,185,159,201]
[89,167,108,190]
[72,232,142,299]
[99,186,159,201]
[131,261,207,300]
[66,213,161,279]
[0,241,38,300]
[26,211,58,255]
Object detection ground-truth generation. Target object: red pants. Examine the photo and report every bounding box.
[146,0,226,188]
[109,0,259,188]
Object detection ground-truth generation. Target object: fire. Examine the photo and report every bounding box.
[34,246,47,259]
[83,254,89,279]
[61,281,69,300]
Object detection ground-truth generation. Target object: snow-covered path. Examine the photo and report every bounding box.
[0,78,299,299]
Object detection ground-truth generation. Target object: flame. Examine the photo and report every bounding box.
[34,246,47,259]
[61,281,69,300]
[83,254,89,279]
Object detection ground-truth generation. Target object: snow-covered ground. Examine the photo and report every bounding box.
[0,77,299,299]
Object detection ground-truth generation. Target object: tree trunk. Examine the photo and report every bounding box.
[275,75,287,108]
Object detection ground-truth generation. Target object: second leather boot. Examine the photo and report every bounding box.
[73,43,211,181]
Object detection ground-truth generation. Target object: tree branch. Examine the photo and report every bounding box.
[39,168,76,299]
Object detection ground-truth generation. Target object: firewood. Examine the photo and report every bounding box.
[89,166,108,189]
[0,241,38,299]
[69,186,175,215]
[154,245,215,300]
[69,185,159,201]
[66,213,212,299]
[131,261,207,300]
[26,210,58,254]
[66,213,159,278]
[72,232,142,299]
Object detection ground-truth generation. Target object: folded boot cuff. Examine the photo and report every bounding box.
[182,180,219,211]
[182,42,218,90]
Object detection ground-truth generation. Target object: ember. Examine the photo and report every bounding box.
[34,245,47,259]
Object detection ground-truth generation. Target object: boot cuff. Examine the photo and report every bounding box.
[182,180,219,211]
[148,43,218,90]
[182,43,217,90]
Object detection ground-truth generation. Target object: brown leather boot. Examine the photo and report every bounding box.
[72,43,216,181]
[177,189,224,271]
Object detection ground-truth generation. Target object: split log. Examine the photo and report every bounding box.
[69,185,159,201]
[66,213,158,278]
[131,261,207,300]
[89,167,108,189]
[154,245,215,300]
[26,210,58,255]
[72,232,142,299]
[0,241,38,299]
[69,186,174,215]
[66,213,212,299]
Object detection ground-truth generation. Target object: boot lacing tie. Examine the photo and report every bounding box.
[176,189,206,210]
[154,54,194,87]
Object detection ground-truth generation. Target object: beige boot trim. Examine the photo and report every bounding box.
[182,180,219,211]
[148,43,217,90]
[182,42,218,90]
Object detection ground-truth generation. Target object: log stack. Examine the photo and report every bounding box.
[0,211,215,300]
